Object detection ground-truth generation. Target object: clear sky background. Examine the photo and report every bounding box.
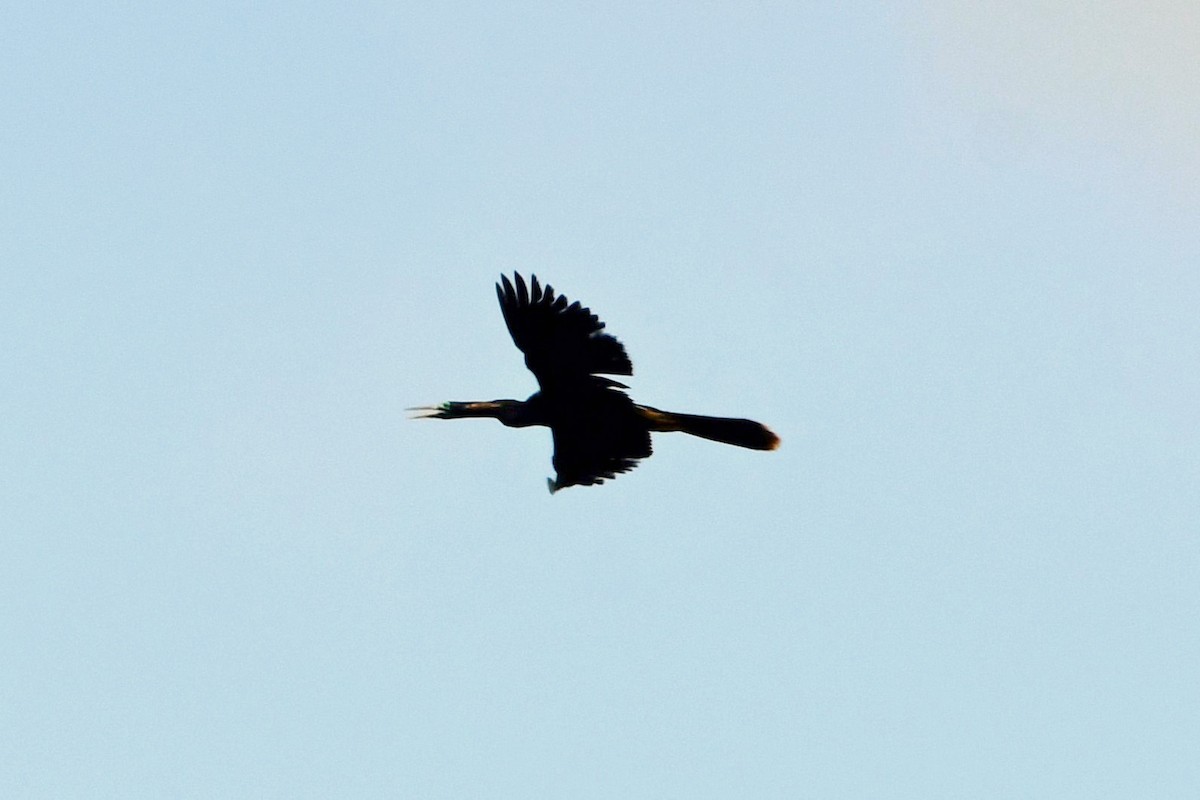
[3,2,1197,797]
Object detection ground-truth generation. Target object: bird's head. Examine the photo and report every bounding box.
[407,400,530,426]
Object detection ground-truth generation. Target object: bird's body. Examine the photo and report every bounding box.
[411,274,778,491]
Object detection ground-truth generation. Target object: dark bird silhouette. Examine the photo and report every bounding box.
[410,273,779,492]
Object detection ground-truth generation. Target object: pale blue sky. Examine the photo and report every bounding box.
[3,2,1197,797]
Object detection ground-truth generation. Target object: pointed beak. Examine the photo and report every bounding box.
[406,404,448,419]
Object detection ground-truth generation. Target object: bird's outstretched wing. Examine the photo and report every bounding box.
[548,389,652,491]
[496,273,632,389]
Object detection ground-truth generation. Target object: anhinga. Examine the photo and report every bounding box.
[411,273,779,492]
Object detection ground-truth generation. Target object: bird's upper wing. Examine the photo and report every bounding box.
[496,273,632,389]
[549,389,652,491]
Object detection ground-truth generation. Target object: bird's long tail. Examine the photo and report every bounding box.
[636,405,780,450]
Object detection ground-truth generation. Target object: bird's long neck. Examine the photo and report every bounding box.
[420,399,546,428]
[442,400,511,418]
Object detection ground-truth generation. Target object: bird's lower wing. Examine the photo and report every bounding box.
[549,423,651,492]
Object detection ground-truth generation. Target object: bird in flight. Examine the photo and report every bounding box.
[410,273,779,492]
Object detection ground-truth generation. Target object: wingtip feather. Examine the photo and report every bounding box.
[515,273,529,305]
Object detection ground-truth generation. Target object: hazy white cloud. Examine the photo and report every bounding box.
[910,2,1200,192]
